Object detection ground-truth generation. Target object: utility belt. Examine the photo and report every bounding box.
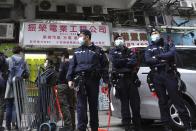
[73,72,86,94]
[110,71,133,89]
[110,71,133,99]
[152,62,177,72]
[148,67,186,93]
[111,71,132,79]
[76,70,100,78]
[152,66,175,73]
[148,65,174,93]
[73,70,100,95]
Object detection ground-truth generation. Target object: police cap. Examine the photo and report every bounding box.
[151,28,160,35]
[113,34,123,41]
[77,29,91,39]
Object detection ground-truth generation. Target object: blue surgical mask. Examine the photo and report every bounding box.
[151,34,160,42]
[115,39,124,46]
[78,37,85,45]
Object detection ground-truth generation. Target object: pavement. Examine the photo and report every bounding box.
[2,111,196,131]
[97,111,196,131]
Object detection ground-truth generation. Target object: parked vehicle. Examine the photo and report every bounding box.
[111,46,196,129]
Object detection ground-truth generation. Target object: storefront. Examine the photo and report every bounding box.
[19,20,112,81]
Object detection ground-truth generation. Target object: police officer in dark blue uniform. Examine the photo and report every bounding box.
[66,29,109,131]
[109,35,143,131]
[145,29,192,131]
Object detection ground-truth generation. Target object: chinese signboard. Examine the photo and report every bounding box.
[20,21,111,48]
[113,28,149,47]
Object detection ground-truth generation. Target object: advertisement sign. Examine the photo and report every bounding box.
[20,21,111,48]
[113,28,149,47]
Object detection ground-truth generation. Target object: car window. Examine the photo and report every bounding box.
[176,49,196,70]
[138,47,196,70]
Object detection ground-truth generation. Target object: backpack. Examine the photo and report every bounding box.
[9,57,29,80]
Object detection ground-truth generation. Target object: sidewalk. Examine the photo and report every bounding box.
[99,111,122,128]
[2,111,195,131]
[97,111,196,131]
[98,111,124,131]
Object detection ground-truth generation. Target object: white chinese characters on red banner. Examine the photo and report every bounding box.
[21,22,111,48]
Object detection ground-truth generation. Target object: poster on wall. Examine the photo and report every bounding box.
[19,21,111,48]
[112,28,149,48]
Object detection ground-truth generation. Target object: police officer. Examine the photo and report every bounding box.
[66,29,109,131]
[58,50,75,131]
[109,35,143,131]
[0,52,8,131]
[145,29,192,131]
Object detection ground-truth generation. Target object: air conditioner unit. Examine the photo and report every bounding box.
[102,7,108,14]
[39,0,56,12]
[179,1,193,10]
[0,0,14,7]
[76,5,83,13]
[92,5,107,15]
[0,23,14,39]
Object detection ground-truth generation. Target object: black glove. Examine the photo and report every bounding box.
[155,55,161,60]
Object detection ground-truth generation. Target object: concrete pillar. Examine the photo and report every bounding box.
[127,0,137,9]
[164,14,173,26]
[24,3,36,20]
[144,12,150,27]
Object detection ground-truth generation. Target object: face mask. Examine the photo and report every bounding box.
[114,39,124,46]
[151,34,160,42]
[78,37,85,45]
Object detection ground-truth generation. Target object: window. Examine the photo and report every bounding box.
[149,14,165,26]
[134,11,145,26]
[56,5,66,13]
[176,49,196,70]
[137,48,196,70]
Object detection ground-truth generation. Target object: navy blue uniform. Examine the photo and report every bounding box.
[145,43,191,129]
[109,46,142,131]
[66,44,109,131]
